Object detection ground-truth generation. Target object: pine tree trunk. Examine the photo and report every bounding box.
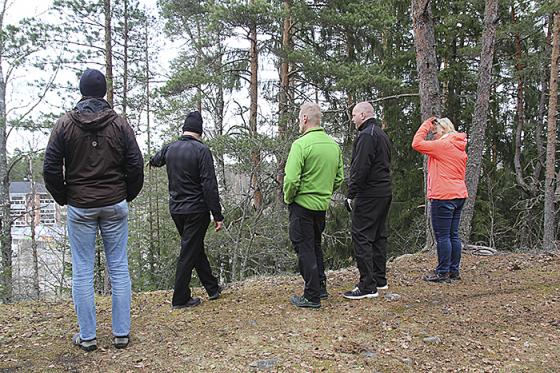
[195,19,203,113]
[104,0,114,107]
[277,0,291,206]
[29,158,40,299]
[411,0,442,120]
[213,48,227,192]
[0,3,12,301]
[216,78,227,192]
[101,0,113,294]
[122,0,128,116]
[59,230,68,297]
[459,0,498,243]
[512,4,533,195]
[346,28,356,147]
[145,19,156,284]
[533,18,552,186]
[411,0,441,250]
[443,7,459,126]
[556,170,560,202]
[249,7,262,210]
[543,12,560,251]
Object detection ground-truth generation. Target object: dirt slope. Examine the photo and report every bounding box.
[1,252,559,372]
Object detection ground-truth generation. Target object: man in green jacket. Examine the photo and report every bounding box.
[284,102,344,308]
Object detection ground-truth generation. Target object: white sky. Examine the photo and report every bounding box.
[5,1,49,24]
[5,0,161,154]
[5,0,278,157]
[5,0,158,23]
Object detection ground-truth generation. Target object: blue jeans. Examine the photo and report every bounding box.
[431,198,465,274]
[68,200,131,341]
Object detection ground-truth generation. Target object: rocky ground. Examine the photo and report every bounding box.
[1,251,559,372]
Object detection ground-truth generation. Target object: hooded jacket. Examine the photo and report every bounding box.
[411,118,468,200]
[43,98,144,208]
[149,135,224,221]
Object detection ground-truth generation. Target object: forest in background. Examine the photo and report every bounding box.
[0,0,558,303]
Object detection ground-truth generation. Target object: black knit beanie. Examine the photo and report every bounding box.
[182,111,203,134]
[79,68,107,98]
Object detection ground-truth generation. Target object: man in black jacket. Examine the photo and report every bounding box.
[343,101,392,300]
[43,68,144,351]
[150,111,224,309]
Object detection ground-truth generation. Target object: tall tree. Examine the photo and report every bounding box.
[122,0,129,116]
[104,0,114,107]
[144,14,158,284]
[459,0,499,243]
[159,0,242,188]
[0,2,52,302]
[51,0,148,112]
[411,0,442,119]
[0,0,11,303]
[411,0,442,249]
[248,0,262,210]
[512,4,532,195]
[276,0,292,205]
[543,11,560,251]
[28,156,40,299]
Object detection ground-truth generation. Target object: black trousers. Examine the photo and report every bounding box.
[171,212,219,306]
[351,196,392,293]
[288,203,326,303]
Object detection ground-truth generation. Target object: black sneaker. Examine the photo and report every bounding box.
[208,286,222,300]
[423,272,450,283]
[172,297,202,309]
[113,335,129,349]
[343,288,378,300]
[290,295,320,309]
[319,281,329,299]
[449,272,461,281]
[72,333,97,352]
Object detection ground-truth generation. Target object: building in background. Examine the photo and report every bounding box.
[9,181,69,300]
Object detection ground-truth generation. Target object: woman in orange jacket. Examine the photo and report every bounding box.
[412,117,468,282]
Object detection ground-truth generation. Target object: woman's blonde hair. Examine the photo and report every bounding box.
[436,117,456,134]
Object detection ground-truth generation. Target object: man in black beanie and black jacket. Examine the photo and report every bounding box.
[149,111,224,309]
[43,68,143,351]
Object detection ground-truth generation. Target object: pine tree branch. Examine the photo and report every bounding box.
[324,93,419,113]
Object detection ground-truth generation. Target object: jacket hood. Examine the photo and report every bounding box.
[69,98,117,132]
[447,132,467,151]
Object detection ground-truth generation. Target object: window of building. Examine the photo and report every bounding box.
[40,196,56,226]
[10,195,27,226]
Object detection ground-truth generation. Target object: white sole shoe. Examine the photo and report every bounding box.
[377,284,389,290]
[343,291,379,300]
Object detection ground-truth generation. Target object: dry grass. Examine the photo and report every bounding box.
[1,251,559,372]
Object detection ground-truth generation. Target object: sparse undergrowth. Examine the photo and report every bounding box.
[1,251,559,372]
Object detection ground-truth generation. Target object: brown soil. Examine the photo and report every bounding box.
[1,252,559,372]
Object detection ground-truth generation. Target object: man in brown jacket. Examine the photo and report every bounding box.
[43,68,143,351]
